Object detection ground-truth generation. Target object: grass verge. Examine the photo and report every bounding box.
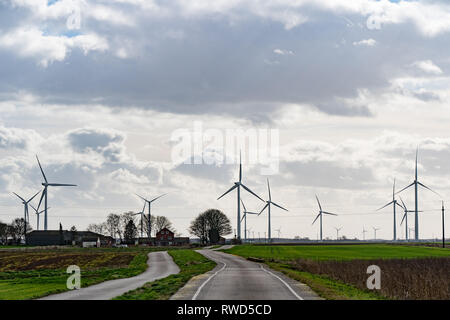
[266,261,384,300]
[114,249,216,300]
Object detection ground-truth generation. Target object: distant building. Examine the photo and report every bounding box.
[136,228,190,246]
[27,230,114,247]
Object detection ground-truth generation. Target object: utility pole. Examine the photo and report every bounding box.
[442,201,446,248]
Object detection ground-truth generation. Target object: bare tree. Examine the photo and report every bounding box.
[10,218,32,244]
[105,213,121,238]
[119,211,136,240]
[154,216,174,234]
[87,223,106,235]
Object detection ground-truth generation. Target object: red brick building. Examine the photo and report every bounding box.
[154,228,189,246]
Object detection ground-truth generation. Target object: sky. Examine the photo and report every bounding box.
[1,0,450,240]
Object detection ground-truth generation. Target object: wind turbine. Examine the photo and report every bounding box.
[136,193,166,239]
[258,178,288,243]
[275,227,281,239]
[29,204,47,231]
[396,148,439,240]
[377,179,404,241]
[217,152,264,240]
[36,155,77,230]
[240,199,258,242]
[312,195,338,241]
[399,197,421,242]
[12,191,41,239]
[373,227,380,240]
[132,201,147,238]
[362,227,368,241]
[334,227,342,240]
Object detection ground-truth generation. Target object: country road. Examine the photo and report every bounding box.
[171,249,320,300]
[40,251,180,300]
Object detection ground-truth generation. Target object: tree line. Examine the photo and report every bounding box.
[0,218,31,245]
[86,211,176,241]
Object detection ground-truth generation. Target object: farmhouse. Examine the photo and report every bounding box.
[27,230,114,246]
[153,228,189,246]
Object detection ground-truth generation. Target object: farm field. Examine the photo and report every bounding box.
[224,244,450,261]
[0,247,173,300]
[224,245,450,300]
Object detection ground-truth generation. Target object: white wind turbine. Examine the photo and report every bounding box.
[334,227,342,240]
[396,148,439,240]
[373,227,380,240]
[240,199,258,242]
[275,227,282,239]
[362,227,368,241]
[136,193,166,239]
[132,201,147,238]
[29,204,47,231]
[399,197,421,242]
[12,191,41,238]
[258,178,288,243]
[217,152,264,240]
[36,155,77,230]
[377,179,404,241]
[312,195,338,241]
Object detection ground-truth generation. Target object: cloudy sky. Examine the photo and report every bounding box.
[1,0,450,240]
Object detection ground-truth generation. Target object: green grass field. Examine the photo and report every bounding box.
[115,249,216,300]
[0,247,169,300]
[224,244,450,261]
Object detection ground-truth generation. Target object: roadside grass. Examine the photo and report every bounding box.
[266,262,384,300]
[114,249,216,300]
[224,244,450,261]
[0,247,168,300]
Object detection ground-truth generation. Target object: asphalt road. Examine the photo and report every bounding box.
[171,249,320,300]
[40,251,180,300]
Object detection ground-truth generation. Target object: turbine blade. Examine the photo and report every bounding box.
[395,182,414,195]
[267,178,271,201]
[258,203,269,216]
[48,183,77,187]
[135,193,150,203]
[246,211,259,215]
[240,199,247,212]
[393,178,396,198]
[27,190,41,203]
[376,201,394,211]
[30,204,38,213]
[395,201,405,210]
[322,211,338,216]
[241,183,264,202]
[417,181,440,197]
[315,195,322,211]
[37,189,45,211]
[312,213,320,225]
[400,212,407,225]
[36,155,48,183]
[399,196,407,211]
[241,213,246,222]
[217,184,238,200]
[271,201,288,212]
[142,202,146,213]
[12,192,25,202]
[239,150,242,182]
[149,193,167,203]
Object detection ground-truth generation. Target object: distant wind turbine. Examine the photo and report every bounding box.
[240,199,258,242]
[441,201,445,248]
[362,227,368,241]
[312,195,338,241]
[399,197,421,242]
[36,155,77,230]
[373,227,380,240]
[136,193,166,239]
[12,191,41,239]
[334,227,342,240]
[258,178,288,243]
[29,204,47,231]
[275,227,282,238]
[217,152,264,240]
[377,179,404,241]
[396,148,439,240]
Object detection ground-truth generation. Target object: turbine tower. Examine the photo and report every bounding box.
[29,204,47,231]
[240,199,258,242]
[136,193,166,239]
[312,195,338,241]
[399,197,419,242]
[377,179,404,241]
[258,178,288,243]
[362,227,368,241]
[396,148,439,240]
[334,227,342,240]
[12,191,41,239]
[442,201,445,248]
[217,152,264,240]
[36,155,77,230]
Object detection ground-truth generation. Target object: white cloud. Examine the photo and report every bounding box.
[412,60,443,75]
[274,48,294,55]
[353,38,376,47]
[0,27,108,66]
